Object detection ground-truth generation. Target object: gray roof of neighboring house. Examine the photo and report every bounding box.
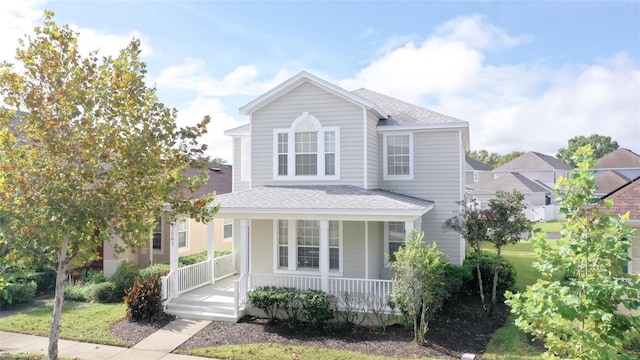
[465,156,493,171]
[352,88,467,127]
[593,148,640,169]
[183,165,233,199]
[212,185,433,215]
[470,172,550,195]
[493,151,571,172]
[594,170,631,195]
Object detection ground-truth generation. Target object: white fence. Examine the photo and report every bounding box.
[249,273,322,291]
[234,273,248,318]
[161,252,237,300]
[178,260,212,294]
[213,253,236,281]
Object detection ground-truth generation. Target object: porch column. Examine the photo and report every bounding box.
[319,219,329,292]
[240,219,249,276]
[364,221,369,279]
[405,217,422,236]
[169,218,179,298]
[207,220,215,282]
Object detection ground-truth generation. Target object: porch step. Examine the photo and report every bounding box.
[165,297,244,322]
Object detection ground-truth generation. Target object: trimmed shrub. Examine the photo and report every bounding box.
[462,252,516,297]
[301,290,334,327]
[81,268,107,285]
[0,282,37,308]
[110,261,139,298]
[91,282,121,303]
[139,263,170,278]
[248,286,288,322]
[125,275,164,322]
[442,264,472,299]
[63,283,92,302]
[214,249,232,258]
[178,252,207,266]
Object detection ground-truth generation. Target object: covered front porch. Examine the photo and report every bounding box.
[163,185,434,322]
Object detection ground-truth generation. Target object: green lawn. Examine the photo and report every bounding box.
[178,344,436,360]
[532,221,562,233]
[0,302,129,347]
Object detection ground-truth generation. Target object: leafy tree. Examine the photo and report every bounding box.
[484,190,531,315]
[467,150,524,168]
[443,197,490,312]
[556,134,619,167]
[390,229,448,344]
[0,12,217,360]
[506,146,640,359]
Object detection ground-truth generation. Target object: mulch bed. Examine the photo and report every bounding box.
[167,294,509,359]
[110,315,174,345]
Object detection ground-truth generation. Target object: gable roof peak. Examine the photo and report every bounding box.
[593,147,640,169]
[494,151,571,172]
[239,71,387,118]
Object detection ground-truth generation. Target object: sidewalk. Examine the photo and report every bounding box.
[0,318,215,359]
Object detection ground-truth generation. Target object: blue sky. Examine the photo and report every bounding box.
[2,1,639,162]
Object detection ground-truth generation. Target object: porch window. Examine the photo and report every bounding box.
[278,220,288,268]
[297,220,320,268]
[387,221,406,262]
[152,216,162,250]
[177,220,187,248]
[223,218,233,239]
[329,220,339,270]
[383,133,413,179]
[295,132,317,175]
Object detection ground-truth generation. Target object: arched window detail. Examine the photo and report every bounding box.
[273,112,340,180]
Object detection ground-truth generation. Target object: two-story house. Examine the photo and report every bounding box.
[162,72,469,321]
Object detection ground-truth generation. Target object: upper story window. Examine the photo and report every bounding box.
[383,133,413,180]
[273,112,340,180]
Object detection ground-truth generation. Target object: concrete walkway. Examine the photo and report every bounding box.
[0,318,215,359]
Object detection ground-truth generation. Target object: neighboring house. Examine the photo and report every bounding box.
[600,177,640,275]
[492,151,571,189]
[102,166,234,276]
[465,155,493,190]
[470,151,569,221]
[594,170,630,198]
[469,172,552,221]
[591,148,640,195]
[162,71,469,321]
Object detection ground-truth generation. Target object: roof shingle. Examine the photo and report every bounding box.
[470,172,550,195]
[493,152,571,172]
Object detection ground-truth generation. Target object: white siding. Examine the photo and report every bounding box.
[250,220,273,274]
[366,111,379,189]
[250,81,365,187]
[379,129,464,265]
[233,137,250,192]
[343,221,365,278]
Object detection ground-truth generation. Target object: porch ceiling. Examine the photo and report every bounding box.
[211,185,433,221]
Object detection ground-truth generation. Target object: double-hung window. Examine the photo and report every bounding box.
[152,216,162,250]
[275,220,342,272]
[273,112,339,179]
[223,218,233,239]
[386,221,406,263]
[177,220,187,248]
[383,133,413,180]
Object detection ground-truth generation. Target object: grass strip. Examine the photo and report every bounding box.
[177,343,437,360]
[0,302,129,347]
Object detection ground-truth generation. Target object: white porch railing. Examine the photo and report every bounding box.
[249,273,322,291]
[234,273,248,318]
[213,253,236,281]
[248,273,394,312]
[329,277,393,310]
[178,260,212,294]
[161,270,173,305]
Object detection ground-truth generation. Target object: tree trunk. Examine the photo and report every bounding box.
[475,251,488,314]
[48,237,69,360]
[489,247,501,316]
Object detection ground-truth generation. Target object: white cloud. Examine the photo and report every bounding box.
[155,61,293,97]
[175,96,243,164]
[342,38,484,103]
[434,14,531,51]
[71,25,153,58]
[0,1,45,62]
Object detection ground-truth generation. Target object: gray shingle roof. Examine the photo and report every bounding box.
[470,173,550,195]
[594,170,631,194]
[593,148,640,169]
[465,156,493,171]
[212,185,433,215]
[352,88,467,126]
[493,152,571,172]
